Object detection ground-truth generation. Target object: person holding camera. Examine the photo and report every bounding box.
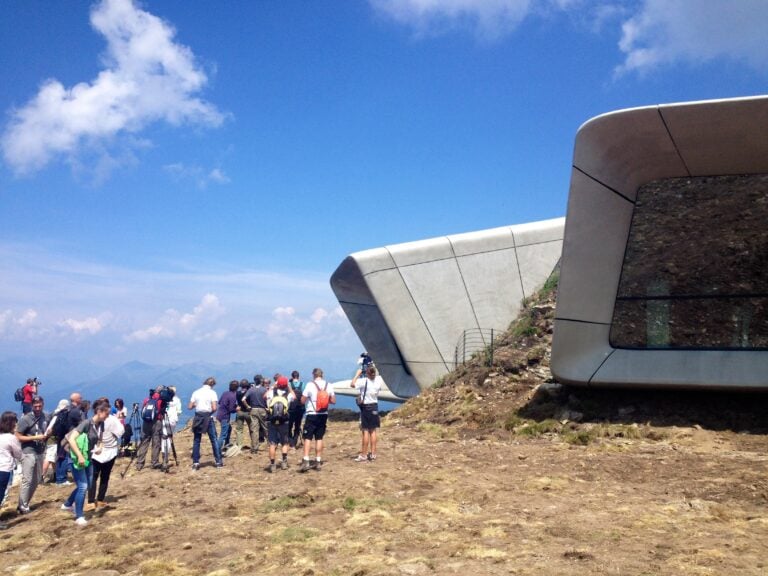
[20,378,39,414]
[135,388,165,471]
[351,365,383,462]
[15,396,49,514]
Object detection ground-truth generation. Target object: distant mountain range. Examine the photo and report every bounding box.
[0,356,357,415]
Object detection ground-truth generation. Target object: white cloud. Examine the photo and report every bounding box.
[126,293,225,342]
[164,162,231,188]
[370,0,534,38]
[1,0,225,176]
[267,305,348,342]
[60,315,110,336]
[616,0,768,75]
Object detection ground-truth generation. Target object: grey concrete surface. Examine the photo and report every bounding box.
[551,95,768,390]
[331,218,565,397]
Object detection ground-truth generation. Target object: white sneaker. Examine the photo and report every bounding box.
[60,503,74,512]
[74,517,88,527]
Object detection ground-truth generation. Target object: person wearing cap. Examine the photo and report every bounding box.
[188,377,222,470]
[264,376,294,472]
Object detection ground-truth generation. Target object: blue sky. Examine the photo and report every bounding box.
[1,0,766,369]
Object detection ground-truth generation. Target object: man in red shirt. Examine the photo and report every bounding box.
[21,379,38,414]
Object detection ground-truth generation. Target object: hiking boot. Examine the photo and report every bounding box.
[299,459,311,473]
[84,502,97,512]
[280,459,288,470]
[314,459,322,472]
[267,462,276,473]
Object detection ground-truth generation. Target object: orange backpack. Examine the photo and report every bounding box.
[315,381,330,412]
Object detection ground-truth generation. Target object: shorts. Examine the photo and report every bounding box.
[45,444,57,463]
[360,404,381,431]
[268,421,290,445]
[302,414,328,440]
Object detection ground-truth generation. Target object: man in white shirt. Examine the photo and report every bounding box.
[188,377,222,470]
[299,368,335,472]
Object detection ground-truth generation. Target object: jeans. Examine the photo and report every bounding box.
[217,419,231,453]
[56,453,71,484]
[0,470,11,507]
[192,416,222,465]
[65,464,93,519]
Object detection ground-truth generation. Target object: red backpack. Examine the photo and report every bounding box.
[315,381,330,412]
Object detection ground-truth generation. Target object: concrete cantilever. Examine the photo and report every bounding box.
[551,95,768,389]
[331,218,565,398]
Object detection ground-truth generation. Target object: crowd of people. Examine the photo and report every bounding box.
[0,361,385,530]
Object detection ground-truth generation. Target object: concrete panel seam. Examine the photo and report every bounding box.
[447,236,482,335]
[554,317,611,326]
[588,347,617,387]
[509,228,527,300]
[657,107,692,178]
[337,300,380,308]
[573,166,636,205]
[384,246,449,373]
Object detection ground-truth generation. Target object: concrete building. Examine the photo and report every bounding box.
[331,218,564,398]
[551,95,768,389]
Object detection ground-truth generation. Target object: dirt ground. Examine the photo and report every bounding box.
[2,279,768,575]
[1,398,767,576]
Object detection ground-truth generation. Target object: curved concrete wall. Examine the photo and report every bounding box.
[551,95,768,389]
[331,219,564,398]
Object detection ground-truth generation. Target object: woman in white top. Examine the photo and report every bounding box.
[351,365,383,462]
[0,411,23,530]
[87,397,125,509]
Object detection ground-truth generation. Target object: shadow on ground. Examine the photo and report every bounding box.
[518,384,768,433]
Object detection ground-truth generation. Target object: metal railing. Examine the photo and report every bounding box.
[453,328,499,368]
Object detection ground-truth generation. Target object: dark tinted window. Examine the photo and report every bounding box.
[610,174,768,349]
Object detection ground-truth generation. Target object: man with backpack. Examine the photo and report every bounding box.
[299,368,335,472]
[135,388,164,471]
[265,376,294,472]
